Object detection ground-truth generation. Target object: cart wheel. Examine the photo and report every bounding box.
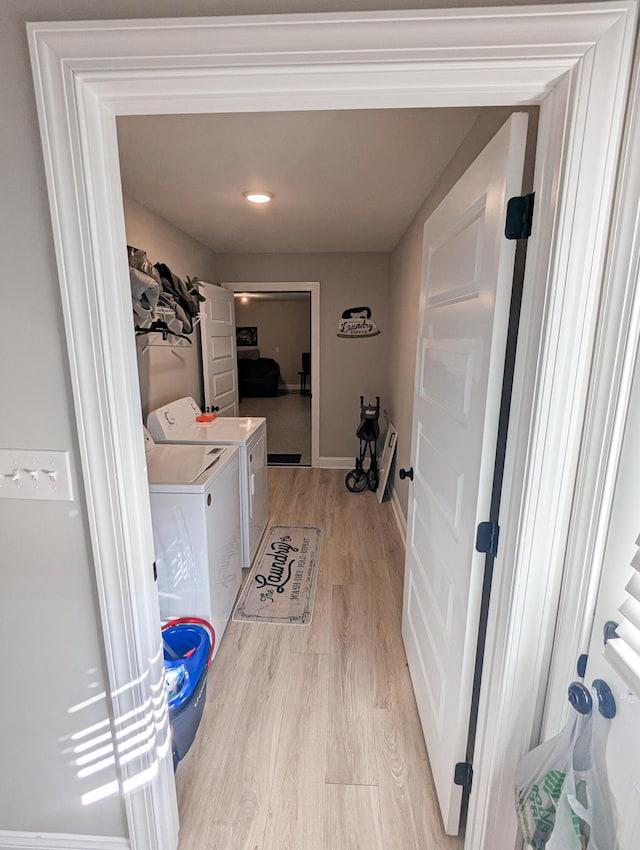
[345,469,369,492]
[368,466,379,492]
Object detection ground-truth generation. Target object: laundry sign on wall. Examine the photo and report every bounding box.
[337,306,380,338]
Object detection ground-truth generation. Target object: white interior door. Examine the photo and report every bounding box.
[580,341,640,849]
[402,113,528,835]
[200,283,239,416]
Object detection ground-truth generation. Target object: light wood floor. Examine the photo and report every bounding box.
[175,468,463,850]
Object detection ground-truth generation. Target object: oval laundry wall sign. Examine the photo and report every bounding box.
[337,306,380,338]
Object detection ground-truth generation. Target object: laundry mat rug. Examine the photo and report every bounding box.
[233,526,321,625]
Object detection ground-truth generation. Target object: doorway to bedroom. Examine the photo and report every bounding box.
[234,290,312,466]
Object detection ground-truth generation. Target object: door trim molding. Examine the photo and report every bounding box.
[222,281,320,467]
[26,5,638,849]
[542,37,640,738]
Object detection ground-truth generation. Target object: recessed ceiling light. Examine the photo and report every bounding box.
[243,191,274,205]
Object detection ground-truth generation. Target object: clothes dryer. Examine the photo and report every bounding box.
[145,429,242,663]
[147,397,268,568]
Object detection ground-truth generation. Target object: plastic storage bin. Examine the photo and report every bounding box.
[163,622,213,769]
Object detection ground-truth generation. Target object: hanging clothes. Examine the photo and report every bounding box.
[154,262,199,333]
[130,265,159,328]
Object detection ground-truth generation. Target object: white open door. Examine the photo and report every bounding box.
[200,282,239,416]
[402,113,528,834]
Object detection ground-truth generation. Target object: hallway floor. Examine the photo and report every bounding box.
[175,468,462,850]
[239,392,312,466]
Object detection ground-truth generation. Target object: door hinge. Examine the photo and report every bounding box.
[454,761,473,791]
[505,192,535,240]
[603,620,619,645]
[577,653,588,678]
[476,521,500,557]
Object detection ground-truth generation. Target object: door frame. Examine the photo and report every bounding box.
[222,281,320,467]
[541,39,640,737]
[26,5,638,850]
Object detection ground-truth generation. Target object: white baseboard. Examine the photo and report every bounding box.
[391,487,407,544]
[0,832,128,850]
[318,456,353,469]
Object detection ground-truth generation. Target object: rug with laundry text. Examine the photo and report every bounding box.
[232,526,321,625]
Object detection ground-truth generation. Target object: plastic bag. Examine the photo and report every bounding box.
[164,663,186,700]
[515,708,616,849]
[516,712,582,848]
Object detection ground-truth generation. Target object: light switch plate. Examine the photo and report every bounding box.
[0,449,73,501]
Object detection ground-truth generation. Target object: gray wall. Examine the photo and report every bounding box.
[0,0,572,840]
[1,0,126,838]
[386,106,539,518]
[218,253,390,459]
[234,297,311,387]
[123,195,219,418]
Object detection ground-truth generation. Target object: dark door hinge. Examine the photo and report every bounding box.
[476,521,500,557]
[603,620,619,645]
[577,653,588,678]
[505,192,535,240]
[454,761,473,791]
[153,561,158,582]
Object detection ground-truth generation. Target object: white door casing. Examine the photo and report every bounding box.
[26,7,638,850]
[200,283,239,417]
[403,113,527,834]
[544,51,640,850]
[581,340,640,849]
[542,36,640,738]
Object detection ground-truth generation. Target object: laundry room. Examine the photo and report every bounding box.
[8,7,638,850]
[113,101,538,848]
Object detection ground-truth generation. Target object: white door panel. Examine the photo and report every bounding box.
[200,283,239,417]
[402,113,528,834]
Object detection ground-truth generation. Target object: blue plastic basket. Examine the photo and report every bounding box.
[163,624,211,768]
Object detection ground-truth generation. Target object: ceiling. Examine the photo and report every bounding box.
[117,107,482,255]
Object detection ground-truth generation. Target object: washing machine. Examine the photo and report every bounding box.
[144,429,242,663]
[147,397,268,568]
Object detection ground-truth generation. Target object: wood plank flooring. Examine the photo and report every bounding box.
[175,468,463,850]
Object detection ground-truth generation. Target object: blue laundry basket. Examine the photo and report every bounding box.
[162,621,214,769]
